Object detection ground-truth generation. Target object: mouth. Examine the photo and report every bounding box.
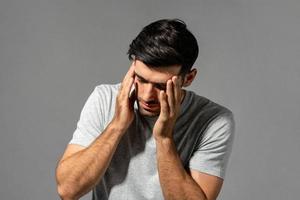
[140,101,159,110]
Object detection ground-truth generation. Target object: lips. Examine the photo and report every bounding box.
[140,101,159,110]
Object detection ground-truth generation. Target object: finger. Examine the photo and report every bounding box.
[159,91,169,120]
[172,76,180,104]
[122,63,135,83]
[129,85,137,105]
[129,82,137,99]
[166,79,175,115]
[121,77,134,98]
[120,65,135,95]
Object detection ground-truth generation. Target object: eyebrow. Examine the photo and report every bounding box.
[134,72,167,85]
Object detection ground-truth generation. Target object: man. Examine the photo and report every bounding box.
[56,19,235,200]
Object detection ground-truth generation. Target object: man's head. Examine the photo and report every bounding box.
[127,19,199,116]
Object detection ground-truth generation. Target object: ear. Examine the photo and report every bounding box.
[182,68,197,87]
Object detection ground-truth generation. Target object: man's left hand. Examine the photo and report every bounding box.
[153,76,183,140]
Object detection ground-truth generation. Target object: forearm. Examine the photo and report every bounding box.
[156,138,207,200]
[56,123,125,199]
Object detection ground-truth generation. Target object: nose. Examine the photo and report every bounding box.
[142,83,158,102]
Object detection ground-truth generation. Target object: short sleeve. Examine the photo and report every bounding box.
[189,112,235,179]
[69,86,106,147]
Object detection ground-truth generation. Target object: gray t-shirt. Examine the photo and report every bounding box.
[69,83,235,200]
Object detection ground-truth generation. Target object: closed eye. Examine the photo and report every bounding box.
[137,77,148,83]
[154,84,166,91]
[135,72,166,90]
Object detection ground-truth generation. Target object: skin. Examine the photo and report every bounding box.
[133,59,185,117]
[55,60,223,200]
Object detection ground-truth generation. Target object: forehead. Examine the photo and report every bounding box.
[133,60,181,83]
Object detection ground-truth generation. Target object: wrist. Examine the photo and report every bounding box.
[153,129,174,142]
[155,136,174,146]
[107,121,127,136]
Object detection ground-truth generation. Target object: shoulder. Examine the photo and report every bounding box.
[183,90,234,123]
[194,94,235,148]
[90,83,121,103]
[92,82,121,107]
[94,82,121,96]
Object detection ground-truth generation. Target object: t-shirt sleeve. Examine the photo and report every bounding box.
[69,86,106,147]
[188,112,235,179]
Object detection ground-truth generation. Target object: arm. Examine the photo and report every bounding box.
[153,76,223,200]
[56,123,125,200]
[56,64,136,200]
[156,137,223,200]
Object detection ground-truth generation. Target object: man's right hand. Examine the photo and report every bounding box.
[56,64,136,199]
[110,63,136,132]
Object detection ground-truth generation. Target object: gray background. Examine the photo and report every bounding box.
[0,0,299,199]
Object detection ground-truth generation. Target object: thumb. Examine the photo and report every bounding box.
[129,88,137,106]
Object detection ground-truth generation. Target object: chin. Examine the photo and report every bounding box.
[138,107,160,117]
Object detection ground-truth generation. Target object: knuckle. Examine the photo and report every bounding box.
[169,112,175,118]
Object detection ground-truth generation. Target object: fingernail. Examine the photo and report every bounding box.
[173,76,177,84]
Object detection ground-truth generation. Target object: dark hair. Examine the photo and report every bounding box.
[127,19,199,75]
